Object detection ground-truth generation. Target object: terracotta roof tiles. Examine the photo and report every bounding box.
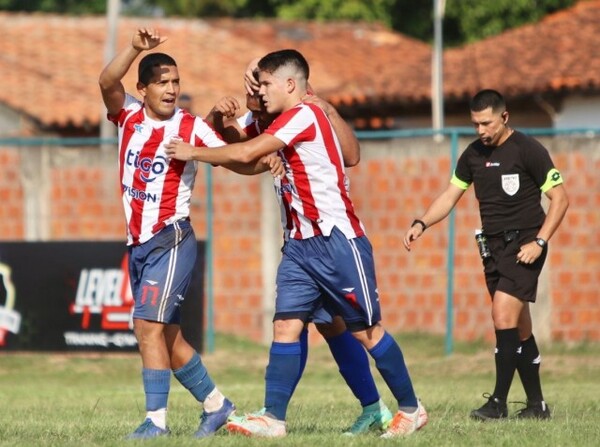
[1,1,599,130]
[0,14,430,129]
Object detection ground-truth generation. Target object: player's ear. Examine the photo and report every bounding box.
[502,111,509,124]
[286,78,295,94]
[137,82,147,98]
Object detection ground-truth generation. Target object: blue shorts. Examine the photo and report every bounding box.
[128,219,196,324]
[275,226,382,330]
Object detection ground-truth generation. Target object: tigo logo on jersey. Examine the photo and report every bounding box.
[126,150,168,183]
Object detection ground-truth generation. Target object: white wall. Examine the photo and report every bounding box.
[555,95,600,129]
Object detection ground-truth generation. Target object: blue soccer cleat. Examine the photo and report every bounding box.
[127,418,170,439]
[194,398,236,438]
[344,399,393,435]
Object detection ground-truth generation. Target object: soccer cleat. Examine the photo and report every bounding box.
[127,418,170,439]
[470,393,508,421]
[343,399,393,435]
[226,413,287,438]
[416,400,429,430]
[380,406,421,438]
[227,407,266,424]
[194,398,236,438]
[515,401,551,420]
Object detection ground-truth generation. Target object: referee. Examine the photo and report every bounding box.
[403,89,569,420]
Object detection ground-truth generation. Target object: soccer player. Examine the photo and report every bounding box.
[403,89,569,420]
[98,27,280,439]
[165,49,427,438]
[204,66,395,435]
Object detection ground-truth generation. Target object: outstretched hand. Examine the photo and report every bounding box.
[132,27,167,52]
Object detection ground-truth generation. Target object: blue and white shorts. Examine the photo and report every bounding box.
[275,226,382,330]
[128,219,196,324]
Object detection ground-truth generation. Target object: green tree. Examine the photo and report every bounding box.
[1,0,579,45]
[443,0,577,45]
[270,0,394,24]
[0,0,105,13]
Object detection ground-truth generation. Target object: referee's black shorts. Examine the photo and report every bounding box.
[483,228,547,303]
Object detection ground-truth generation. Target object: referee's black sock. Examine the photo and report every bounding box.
[492,328,520,401]
[517,334,545,403]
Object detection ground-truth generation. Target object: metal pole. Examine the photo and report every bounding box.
[205,164,215,353]
[432,0,446,140]
[445,129,458,355]
[100,0,120,149]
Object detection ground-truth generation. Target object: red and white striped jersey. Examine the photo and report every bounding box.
[236,111,264,139]
[109,94,224,246]
[265,102,364,240]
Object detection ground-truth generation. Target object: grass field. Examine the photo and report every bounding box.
[0,332,598,446]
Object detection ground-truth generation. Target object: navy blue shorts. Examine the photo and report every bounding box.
[128,219,196,324]
[275,226,382,330]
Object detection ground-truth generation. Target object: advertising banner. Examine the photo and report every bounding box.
[0,241,205,352]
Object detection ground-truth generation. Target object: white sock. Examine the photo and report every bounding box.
[203,387,225,413]
[147,408,167,429]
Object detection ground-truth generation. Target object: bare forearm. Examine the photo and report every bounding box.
[419,190,460,228]
[329,110,360,167]
[99,45,141,89]
[538,187,569,241]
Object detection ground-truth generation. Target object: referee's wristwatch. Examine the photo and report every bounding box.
[535,237,547,248]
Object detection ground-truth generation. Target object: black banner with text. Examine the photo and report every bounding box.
[0,241,205,352]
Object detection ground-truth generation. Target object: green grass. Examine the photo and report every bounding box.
[0,332,599,446]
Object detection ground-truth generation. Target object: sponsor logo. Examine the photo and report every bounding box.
[485,161,500,167]
[0,263,21,347]
[126,150,169,183]
[122,184,158,203]
[501,173,520,196]
[68,254,135,346]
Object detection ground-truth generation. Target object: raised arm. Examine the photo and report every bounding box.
[98,27,167,116]
[204,96,248,143]
[303,95,359,167]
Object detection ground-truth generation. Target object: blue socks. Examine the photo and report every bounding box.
[327,330,379,406]
[264,341,302,421]
[291,328,309,393]
[142,368,171,411]
[173,352,216,403]
[369,331,417,409]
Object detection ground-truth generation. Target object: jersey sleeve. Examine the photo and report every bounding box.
[523,137,564,192]
[264,106,307,145]
[236,112,261,138]
[192,118,226,148]
[107,93,141,125]
[450,147,472,190]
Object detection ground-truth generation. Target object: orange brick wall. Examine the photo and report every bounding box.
[1,135,598,344]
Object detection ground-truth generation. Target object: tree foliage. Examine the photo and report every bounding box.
[0,0,578,45]
[0,0,105,14]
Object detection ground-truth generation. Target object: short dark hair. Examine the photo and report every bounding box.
[258,49,309,81]
[470,89,506,113]
[138,52,177,85]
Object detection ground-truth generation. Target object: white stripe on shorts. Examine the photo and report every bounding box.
[157,221,182,321]
[348,238,373,326]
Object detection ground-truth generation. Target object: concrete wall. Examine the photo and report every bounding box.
[1,133,598,345]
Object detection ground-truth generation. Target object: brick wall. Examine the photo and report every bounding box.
[1,134,598,345]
